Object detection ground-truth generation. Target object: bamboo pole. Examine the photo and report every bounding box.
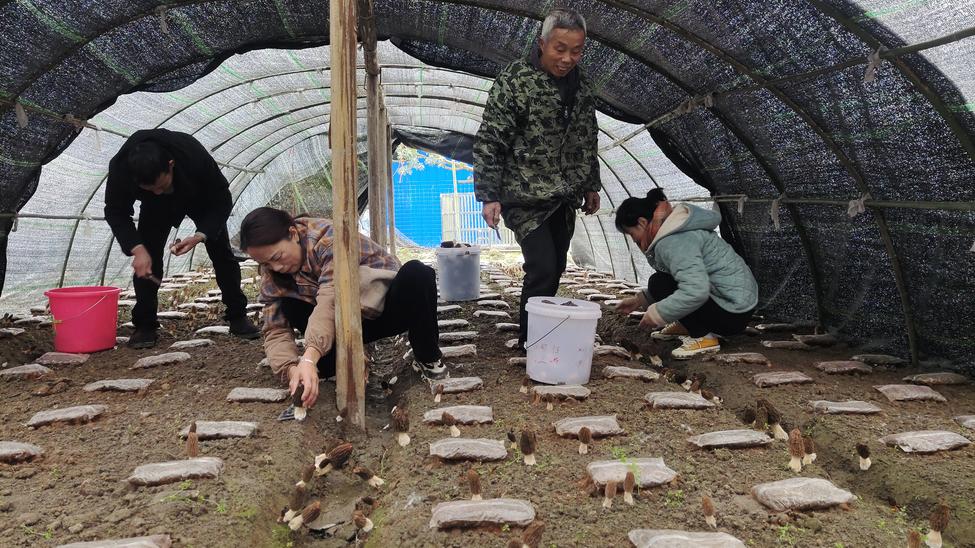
[376,97,391,248]
[329,0,366,429]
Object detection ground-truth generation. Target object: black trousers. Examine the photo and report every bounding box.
[517,204,574,345]
[131,203,247,329]
[279,260,442,378]
[647,272,754,338]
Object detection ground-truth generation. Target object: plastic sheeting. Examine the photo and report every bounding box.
[0,1,972,365]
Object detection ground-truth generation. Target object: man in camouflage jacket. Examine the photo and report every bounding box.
[474,8,602,348]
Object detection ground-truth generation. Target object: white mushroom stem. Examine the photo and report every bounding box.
[623,491,634,506]
[927,530,942,548]
[546,401,554,411]
[287,515,305,531]
[471,493,482,501]
[771,424,789,441]
[367,475,385,488]
[682,380,693,391]
[397,433,411,447]
[578,442,589,455]
[313,454,327,468]
[360,517,374,533]
[283,509,298,522]
[789,456,802,473]
[294,406,307,421]
[449,425,461,437]
[295,480,307,489]
[705,515,717,528]
[434,393,442,403]
[859,456,872,471]
[519,385,528,395]
[523,453,536,466]
[802,453,816,465]
[314,463,334,477]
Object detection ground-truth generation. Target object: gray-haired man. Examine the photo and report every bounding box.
[474,8,602,350]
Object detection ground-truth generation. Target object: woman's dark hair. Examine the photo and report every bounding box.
[614,188,667,232]
[127,141,173,186]
[239,207,295,250]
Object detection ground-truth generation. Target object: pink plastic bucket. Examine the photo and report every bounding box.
[44,286,121,353]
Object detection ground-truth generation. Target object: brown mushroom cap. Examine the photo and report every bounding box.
[788,429,805,458]
[930,502,950,532]
[326,442,353,469]
[519,430,537,455]
[578,426,593,444]
[624,471,635,493]
[702,495,715,517]
[290,485,307,511]
[522,521,545,547]
[301,500,321,524]
[856,442,871,458]
[391,407,410,433]
[467,468,481,496]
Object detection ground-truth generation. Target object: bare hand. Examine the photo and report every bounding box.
[170,234,203,256]
[639,308,665,330]
[481,201,502,228]
[289,360,320,408]
[131,246,153,279]
[615,296,642,315]
[583,191,601,215]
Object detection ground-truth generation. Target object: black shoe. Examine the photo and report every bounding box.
[127,328,158,349]
[229,316,261,340]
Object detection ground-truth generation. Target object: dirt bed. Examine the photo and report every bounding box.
[1,264,973,548]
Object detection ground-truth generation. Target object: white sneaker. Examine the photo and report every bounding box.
[671,335,721,360]
[412,359,447,379]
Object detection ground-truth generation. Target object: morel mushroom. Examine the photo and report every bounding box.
[467,468,482,501]
[856,443,872,471]
[391,407,410,447]
[292,384,307,421]
[296,463,315,489]
[578,426,592,455]
[353,465,385,488]
[315,442,353,477]
[927,502,949,548]
[702,495,717,528]
[353,509,374,534]
[434,384,444,403]
[288,500,321,531]
[282,484,307,522]
[623,471,636,506]
[186,421,199,458]
[788,428,805,473]
[602,480,617,509]
[802,437,816,465]
[442,411,461,438]
[520,430,537,466]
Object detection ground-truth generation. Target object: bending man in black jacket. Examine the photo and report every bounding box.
[104,129,260,348]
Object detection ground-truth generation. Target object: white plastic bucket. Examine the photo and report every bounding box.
[435,246,481,301]
[525,296,602,385]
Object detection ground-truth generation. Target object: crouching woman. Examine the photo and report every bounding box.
[240,207,445,409]
[614,189,758,359]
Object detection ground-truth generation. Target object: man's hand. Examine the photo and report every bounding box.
[481,201,502,228]
[170,234,204,256]
[583,191,601,215]
[289,359,320,408]
[615,295,643,315]
[131,245,153,279]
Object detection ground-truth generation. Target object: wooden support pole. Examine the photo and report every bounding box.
[385,120,397,256]
[359,0,386,247]
[330,0,366,429]
[375,95,390,248]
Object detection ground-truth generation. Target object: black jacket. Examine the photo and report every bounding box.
[104,129,232,255]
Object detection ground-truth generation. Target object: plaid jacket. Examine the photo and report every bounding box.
[260,218,400,377]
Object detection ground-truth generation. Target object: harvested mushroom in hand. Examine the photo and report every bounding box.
[391,407,410,447]
[353,465,385,488]
[856,443,872,471]
[292,384,307,422]
[702,495,717,528]
[759,399,789,441]
[623,471,636,506]
[282,484,307,522]
[297,463,315,488]
[788,428,805,473]
[288,500,321,531]
[927,502,949,548]
[186,421,199,458]
[442,412,461,438]
[802,437,816,465]
[315,442,353,477]
[434,384,444,403]
[467,468,482,501]
[520,430,537,466]
[602,480,617,509]
[578,426,592,455]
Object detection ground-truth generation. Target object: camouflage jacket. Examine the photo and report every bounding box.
[474,58,601,241]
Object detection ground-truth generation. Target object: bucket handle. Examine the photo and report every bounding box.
[525,315,571,350]
[50,294,109,330]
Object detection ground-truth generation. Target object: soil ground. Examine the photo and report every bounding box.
[0,255,973,548]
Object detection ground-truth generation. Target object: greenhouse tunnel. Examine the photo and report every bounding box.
[0,1,973,368]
